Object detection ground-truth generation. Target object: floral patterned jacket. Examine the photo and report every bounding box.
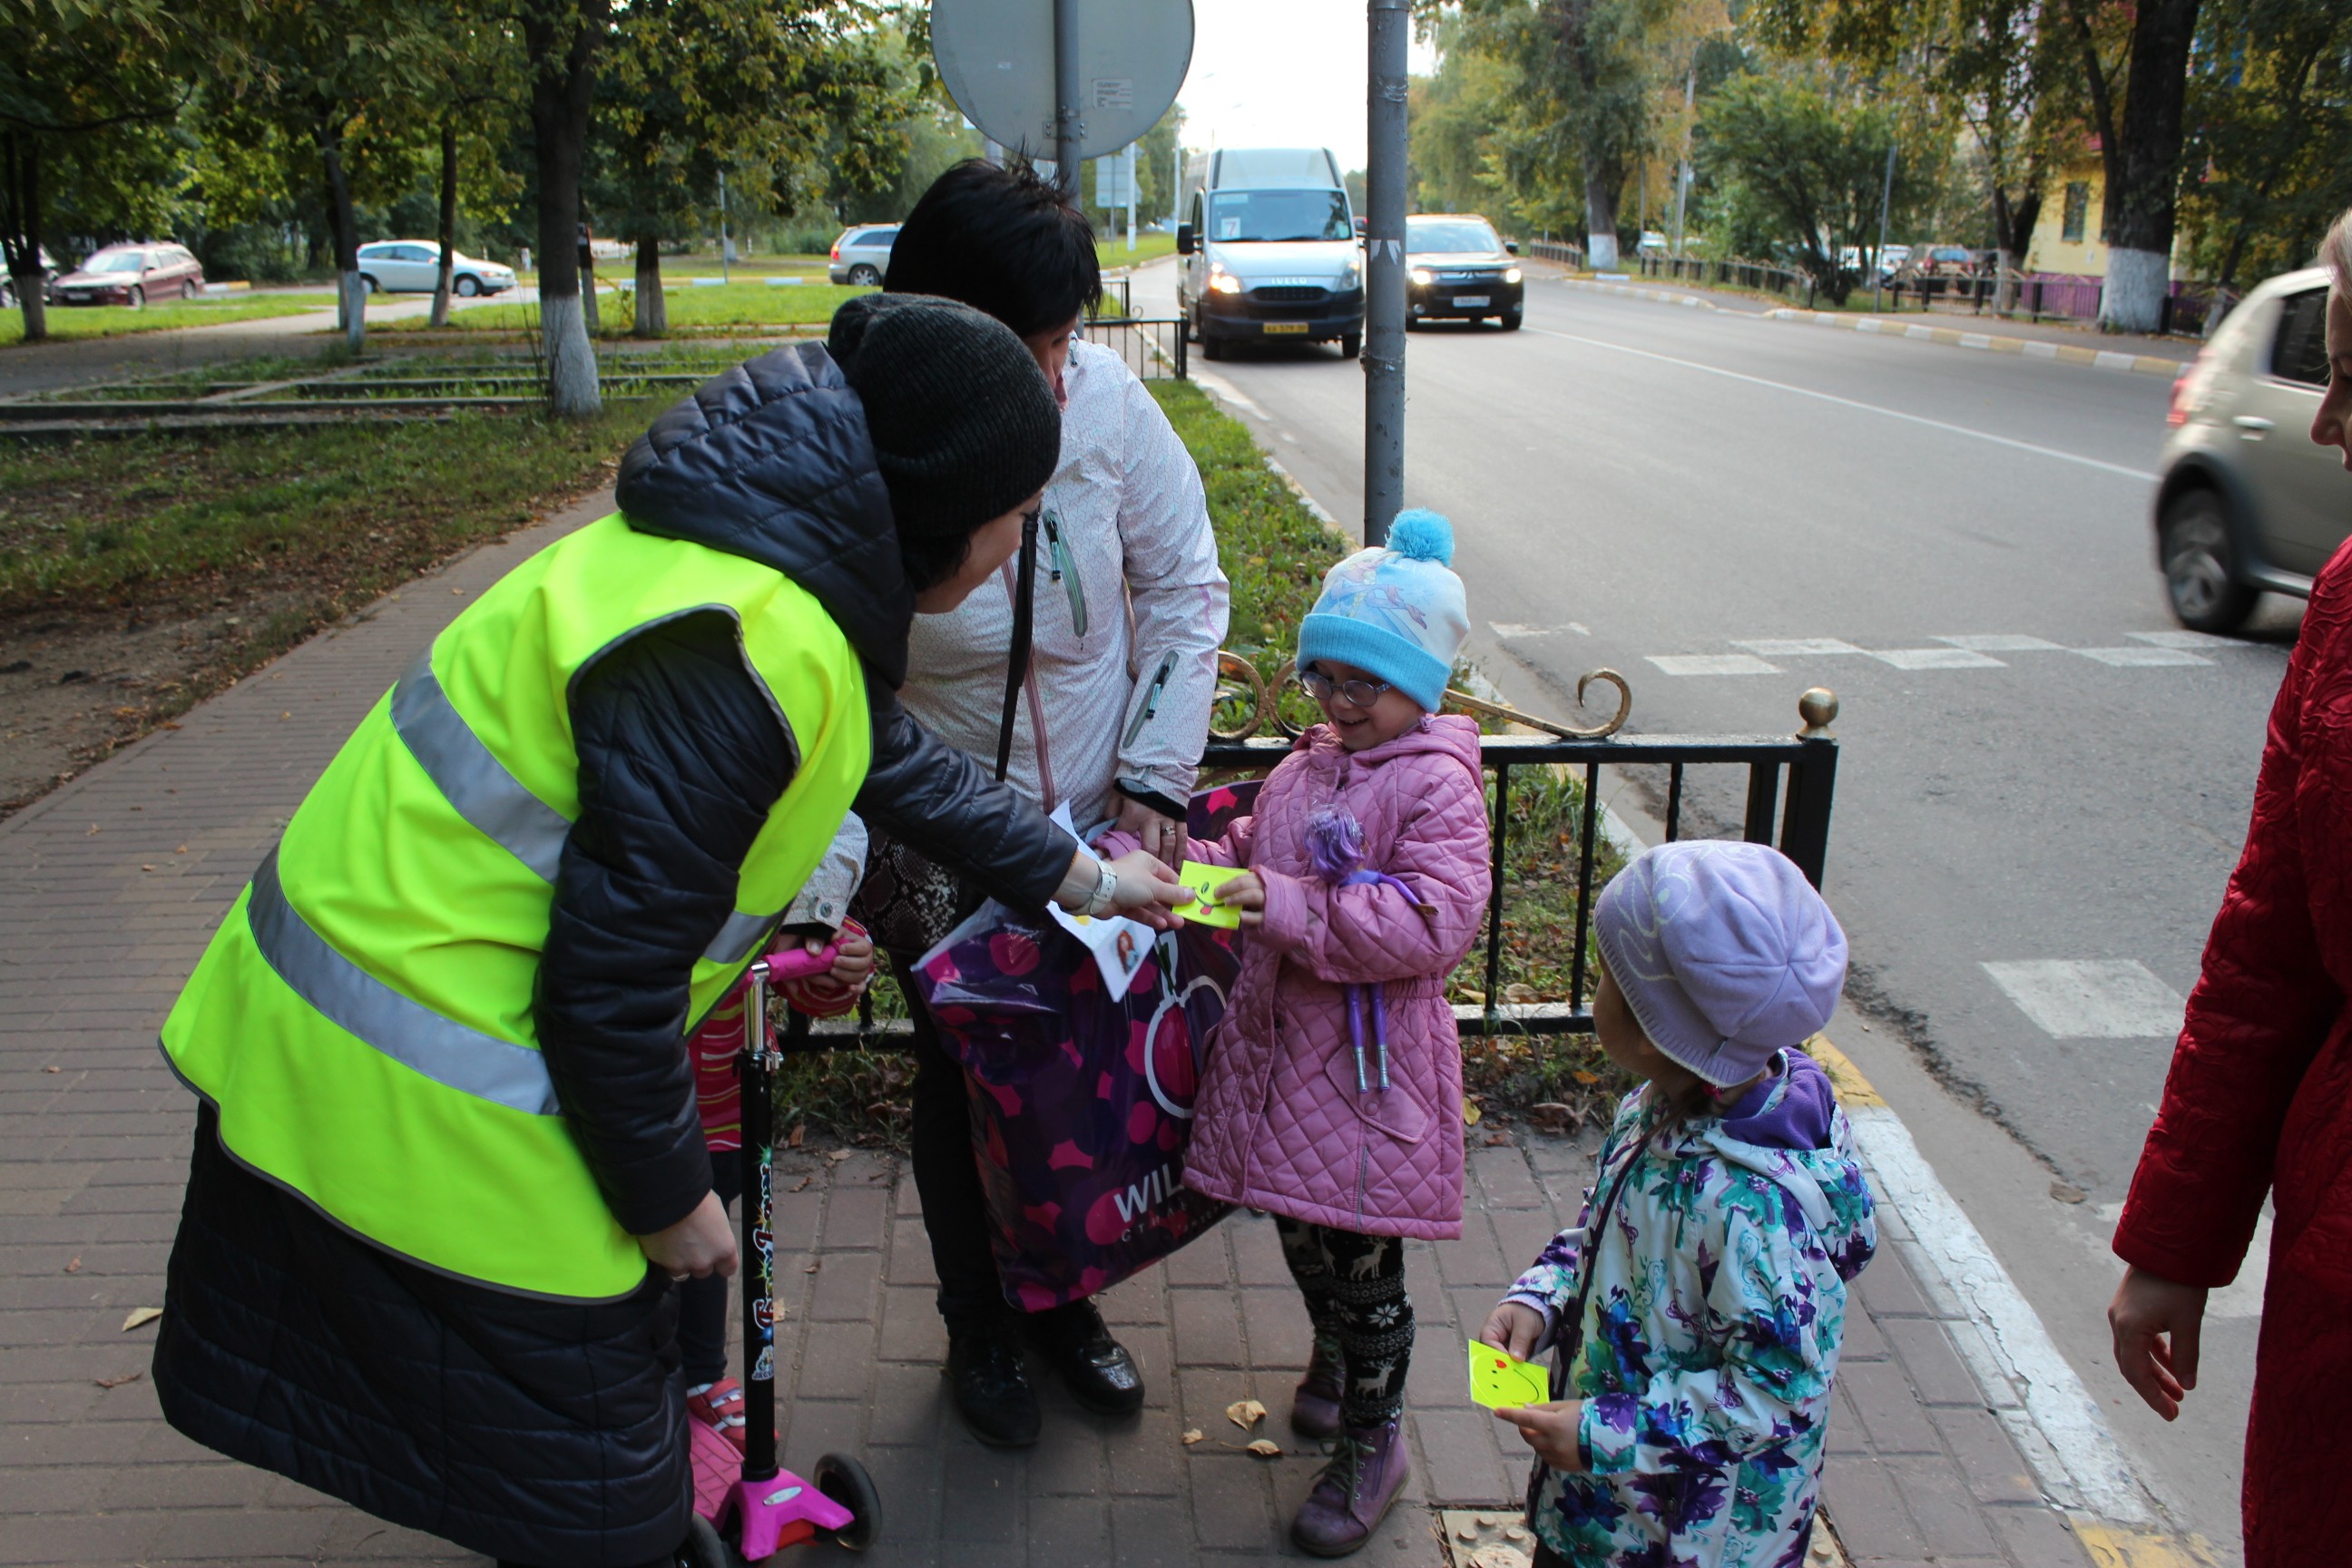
[1503,1050,1876,1566]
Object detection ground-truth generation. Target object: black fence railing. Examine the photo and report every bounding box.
[1080,316,1189,382]
[1199,697,1838,1038]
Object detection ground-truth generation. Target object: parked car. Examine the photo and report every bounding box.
[355,240,515,296]
[50,242,204,307]
[828,225,898,286]
[0,246,59,309]
[1176,146,1365,360]
[1405,213,1523,330]
[1904,244,1976,279]
[2154,265,2347,633]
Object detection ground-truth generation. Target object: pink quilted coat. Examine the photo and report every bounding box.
[1183,715,1490,1239]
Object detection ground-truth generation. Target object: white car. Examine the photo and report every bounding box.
[355,240,516,297]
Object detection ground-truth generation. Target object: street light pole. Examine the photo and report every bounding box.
[1053,0,1082,202]
[718,168,730,285]
[1364,0,1409,548]
[1873,140,1895,312]
[1671,66,1694,260]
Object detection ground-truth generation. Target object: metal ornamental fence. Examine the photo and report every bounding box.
[1080,316,1189,382]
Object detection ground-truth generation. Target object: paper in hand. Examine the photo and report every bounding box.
[1175,860,1247,928]
[1467,1339,1551,1411]
[1043,803,1157,998]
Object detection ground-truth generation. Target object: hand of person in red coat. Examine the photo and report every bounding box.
[2109,1265,2209,1420]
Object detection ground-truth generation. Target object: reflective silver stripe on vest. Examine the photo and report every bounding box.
[390,648,793,968]
[248,849,563,1116]
[391,651,572,883]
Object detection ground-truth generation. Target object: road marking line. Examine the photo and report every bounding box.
[1808,1037,2162,1527]
[1524,325,2161,482]
[1730,637,1867,656]
[2073,646,2213,667]
[1984,960,2187,1039]
[1646,652,1782,676]
[1935,633,2067,652]
[2125,629,2240,651]
[1490,622,1589,639]
[1871,647,2007,670]
[1960,332,1994,349]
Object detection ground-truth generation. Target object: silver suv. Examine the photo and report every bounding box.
[828,225,898,287]
[2157,266,2347,632]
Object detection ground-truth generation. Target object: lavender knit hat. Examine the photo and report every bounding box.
[1593,841,1848,1087]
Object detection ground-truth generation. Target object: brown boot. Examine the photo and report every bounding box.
[1289,1416,1410,1558]
[1291,1334,1346,1439]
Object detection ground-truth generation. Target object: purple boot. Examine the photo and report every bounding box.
[1290,1416,1411,1558]
[1291,1335,1346,1440]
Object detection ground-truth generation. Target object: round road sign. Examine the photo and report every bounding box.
[931,0,1195,162]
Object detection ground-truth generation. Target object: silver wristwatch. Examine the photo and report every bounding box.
[1080,859,1121,917]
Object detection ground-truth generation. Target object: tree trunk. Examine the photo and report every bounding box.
[632,233,666,337]
[1583,150,1623,271]
[1,132,48,345]
[582,247,600,336]
[430,116,458,328]
[2097,0,2200,333]
[524,0,606,415]
[320,114,365,356]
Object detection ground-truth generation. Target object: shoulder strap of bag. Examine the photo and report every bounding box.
[1556,1113,1658,1371]
[995,511,1040,783]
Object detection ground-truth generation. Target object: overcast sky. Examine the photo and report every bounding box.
[1173,0,1440,173]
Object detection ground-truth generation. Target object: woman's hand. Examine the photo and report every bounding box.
[1210,870,1266,928]
[1480,1299,1546,1360]
[638,1191,739,1282]
[1494,1400,1586,1472]
[1112,795,1189,869]
[2109,1265,2208,1421]
[1054,849,1191,929]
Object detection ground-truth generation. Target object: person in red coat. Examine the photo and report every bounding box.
[2110,207,2352,1567]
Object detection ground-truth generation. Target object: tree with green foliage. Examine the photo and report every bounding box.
[2178,0,2352,290]
[521,0,605,413]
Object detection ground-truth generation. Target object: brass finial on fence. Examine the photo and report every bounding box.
[1798,688,1839,740]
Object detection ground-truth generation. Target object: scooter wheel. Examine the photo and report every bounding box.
[813,1453,880,1552]
[677,1513,736,1568]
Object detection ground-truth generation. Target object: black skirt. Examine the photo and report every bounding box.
[153,1102,690,1566]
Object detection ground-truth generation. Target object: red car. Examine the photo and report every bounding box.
[50,242,205,307]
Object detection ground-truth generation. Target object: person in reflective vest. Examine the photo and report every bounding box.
[151,295,1188,1568]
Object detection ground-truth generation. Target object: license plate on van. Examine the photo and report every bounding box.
[1262,322,1308,335]
[1454,294,1490,308]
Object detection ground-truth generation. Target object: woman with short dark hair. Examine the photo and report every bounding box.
[864,159,1231,1448]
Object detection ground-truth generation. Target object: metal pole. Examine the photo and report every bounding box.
[1872,140,1895,312]
[718,168,730,285]
[1053,0,1081,202]
[1126,143,1138,252]
[1364,0,1409,548]
[1671,66,1694,258]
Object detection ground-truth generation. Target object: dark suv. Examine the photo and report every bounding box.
[2154,266,2347,632]
[1405,214,1523,329]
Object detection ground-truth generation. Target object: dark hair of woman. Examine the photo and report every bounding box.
[885,157,1104,338]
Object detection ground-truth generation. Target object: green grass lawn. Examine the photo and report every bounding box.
[377,280,871,336]
[1100,232,1177,270]
[2,295,337,348]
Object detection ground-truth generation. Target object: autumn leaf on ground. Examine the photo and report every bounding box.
[122,1307,162,1331]
[1245,1438,1282,1458]
[788,1123,805,1148]
[95,1371,143,1389]
[1181,1428,1204,1446]
[1226,1398,1267,1430]
[63,1257,81,1274]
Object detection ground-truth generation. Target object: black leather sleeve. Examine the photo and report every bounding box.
[856,677,1073,911]
[536,612,796,1238]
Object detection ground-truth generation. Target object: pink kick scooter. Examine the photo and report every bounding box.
[681,947,879,1563]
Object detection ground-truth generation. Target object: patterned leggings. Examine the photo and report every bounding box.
[1275,1218,1414,1427]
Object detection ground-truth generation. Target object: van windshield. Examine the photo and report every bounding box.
[1206,191,1352,244]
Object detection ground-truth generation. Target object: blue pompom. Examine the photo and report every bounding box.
[1386,508,1455,565]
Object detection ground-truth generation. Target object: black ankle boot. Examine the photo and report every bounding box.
[946,1327,1041,1448]
[1025,1298,1145,1415]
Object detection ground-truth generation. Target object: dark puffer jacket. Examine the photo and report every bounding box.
[152,343,1073,1566]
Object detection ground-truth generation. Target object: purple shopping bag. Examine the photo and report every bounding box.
[912,784,1259,1312]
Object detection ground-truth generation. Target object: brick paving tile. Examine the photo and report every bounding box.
[0,475,2109,1566]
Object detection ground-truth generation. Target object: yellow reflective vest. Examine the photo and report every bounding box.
[162,514,869,1300]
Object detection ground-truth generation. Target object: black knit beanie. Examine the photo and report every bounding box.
[827,293,1062,545]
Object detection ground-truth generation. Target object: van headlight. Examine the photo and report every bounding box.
[1409,268,1434,287]
[1503,266,1522,284]
[1343,261,1362,289]
[1208,266,1242,295]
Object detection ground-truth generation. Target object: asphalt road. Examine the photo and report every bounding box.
[1134,260,2286,1556]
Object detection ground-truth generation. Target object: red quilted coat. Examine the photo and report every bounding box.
[2113,540,2352,1566]
[1182,716,1491,1239]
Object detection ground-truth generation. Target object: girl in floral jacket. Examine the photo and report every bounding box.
[1483,842,1875,1567]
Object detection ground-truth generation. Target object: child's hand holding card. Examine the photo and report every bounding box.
[1467,1338,1551,1410]
[1175,860,1249,928]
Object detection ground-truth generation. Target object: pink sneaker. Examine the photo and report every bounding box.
[686,1377,747,1455]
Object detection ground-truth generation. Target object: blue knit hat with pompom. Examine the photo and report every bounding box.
[1295,508,1470,713]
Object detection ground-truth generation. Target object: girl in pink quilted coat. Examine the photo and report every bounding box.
[1191,510,1492,1558]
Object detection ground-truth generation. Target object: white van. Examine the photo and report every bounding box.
[1176,147,1364,360]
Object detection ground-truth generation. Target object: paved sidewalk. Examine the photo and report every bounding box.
[0,488,2102,1566]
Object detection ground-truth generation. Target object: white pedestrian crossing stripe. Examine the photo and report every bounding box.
[2073,646,2212,667]
[2125,630,2238,651]
[1648,653,1783,676]
[1872,648,2007,670]
[1983,960,2187,1040]
[1731,638,1868,657]
[1935,634,2066,652]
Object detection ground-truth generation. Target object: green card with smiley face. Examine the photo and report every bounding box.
[1467,1339,1551,1410]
